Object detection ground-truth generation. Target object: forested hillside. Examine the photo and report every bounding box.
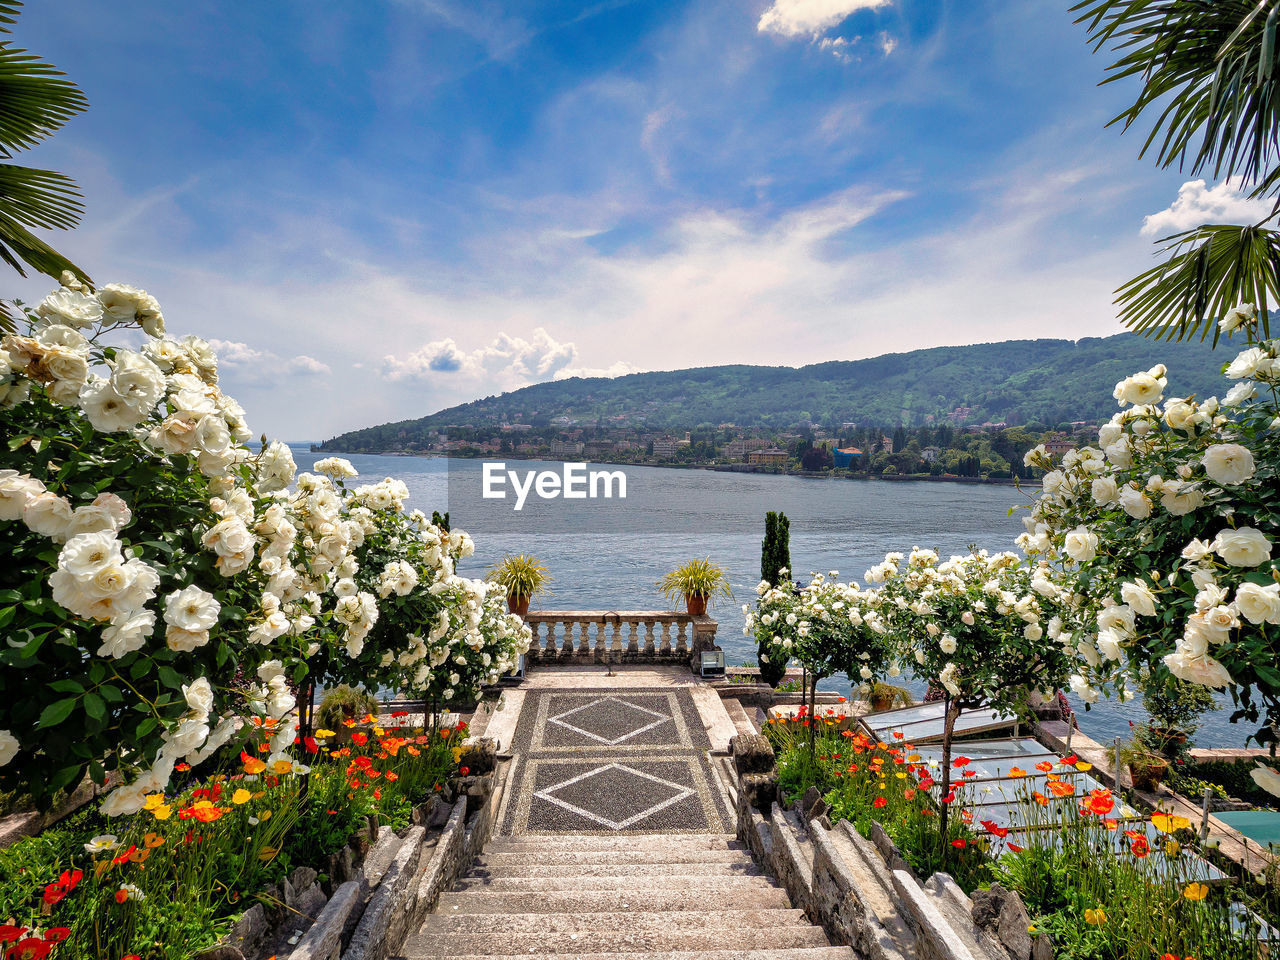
[321,333,1227,451]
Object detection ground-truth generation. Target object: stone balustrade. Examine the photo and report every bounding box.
[522,610,718,668]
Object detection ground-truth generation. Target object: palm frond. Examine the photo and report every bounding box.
[0,2,20,34]
[1115,221,1280,342]
[0,163,83,230]
[0,209,89,285]
[1071,0,1280,193]
[0,44,88,156]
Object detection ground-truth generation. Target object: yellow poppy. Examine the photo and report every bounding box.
[258,846,279,861]
[144,793,165,810]
[1151,812,1191,834]
[151,804,172,821]
[1084,908,1106,925]
[1075,762,1093,771]
[316,728,337,738]
[232,788,252,805]
[1183,882,1209,901]
[1165,840,1181,857]
[259,809,272,821]
[272,759,293,775]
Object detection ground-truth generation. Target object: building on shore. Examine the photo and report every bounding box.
[748,448,789,467]
[832,447,863,468]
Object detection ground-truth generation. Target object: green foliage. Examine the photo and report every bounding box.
[316,334,1228,449]
[487,553,552,601]
[0,0,91,293]
[1141,675,1219,738]
[656,557,732,608]
[1073,0,1280,342]
[314,684,379,733]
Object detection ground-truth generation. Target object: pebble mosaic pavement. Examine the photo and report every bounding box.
[497,688,733,836]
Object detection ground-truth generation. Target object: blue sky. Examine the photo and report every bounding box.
[12,0,1270,439]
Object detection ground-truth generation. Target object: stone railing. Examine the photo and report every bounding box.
[522,610,717,669]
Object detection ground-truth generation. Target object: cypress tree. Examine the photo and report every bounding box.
[757,511,791,687]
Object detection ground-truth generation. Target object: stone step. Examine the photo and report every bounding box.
[477,847,750,867]
[405,922,833,956]
[413,908,812,939]
[402,950,856,960]
[722,698,758,738]
[434,886,792,915]
[453,873,779,893]
[468,859,762,879]
[485,833,740,853]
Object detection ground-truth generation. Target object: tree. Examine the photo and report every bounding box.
[758,512,791,687]
[1074,0,1280,342]
[0,1,91,315]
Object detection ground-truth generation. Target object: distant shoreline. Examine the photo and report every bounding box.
[308,446,1032,489]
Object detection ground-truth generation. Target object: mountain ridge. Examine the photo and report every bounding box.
[319,333,1229,452]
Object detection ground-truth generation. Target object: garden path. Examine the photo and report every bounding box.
[396,667,858,959]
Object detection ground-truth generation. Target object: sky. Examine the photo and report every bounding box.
[11,0,1272,440]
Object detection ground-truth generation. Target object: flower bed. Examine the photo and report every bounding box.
[765,711,1275,960]
[0,712,468,959]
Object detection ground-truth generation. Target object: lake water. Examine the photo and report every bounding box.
[295,445,1250,749]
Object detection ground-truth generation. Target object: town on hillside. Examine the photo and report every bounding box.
[318,415,1092,480]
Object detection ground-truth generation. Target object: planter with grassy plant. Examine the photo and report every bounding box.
[487,553,552,615]
[658,558,731,616]
[1138,676,1218,758]
[1122,740,1171,791]
[316,684,380,742]
[868,681,912,712]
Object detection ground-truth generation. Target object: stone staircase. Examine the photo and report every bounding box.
[395,832,857,960]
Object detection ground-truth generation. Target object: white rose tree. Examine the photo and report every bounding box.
[866,549,1075,856]
[1022,308,1280,783]
[0,278,532,815]
[747,572,896,755]
[0,278,302,810]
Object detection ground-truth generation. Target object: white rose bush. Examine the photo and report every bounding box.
[1022,307,1280,762]
[0,277,529,820]
[747,571,896,752]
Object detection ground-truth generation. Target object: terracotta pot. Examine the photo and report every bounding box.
[685,594,708,617]
[507,594,531,616]
[1129,757,1170,791]
[870,694,895,712]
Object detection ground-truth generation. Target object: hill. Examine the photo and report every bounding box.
[319,334,1229,452]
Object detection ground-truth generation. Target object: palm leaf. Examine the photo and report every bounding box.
[0,164,82,229]
[1071,0,1280,193]
[0,209,89,285]
[1115,221,1280,343]
[0,45,89,158]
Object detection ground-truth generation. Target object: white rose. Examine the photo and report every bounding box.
[1235,582,1280,625]
[182,677,215,718]
[0,730,18,766]
[1202,444,1256,485]
[939,634,957,654]
[1090,476,1119,505]
[1063,526,1099,563]
[1163,649,1233,688]
[1220,303,1257,333]
[1223,381,1257,407]
[1096,630,1123,662]
[1213,527,1272,567]
[1251,765,1280,799]
[23,491,73,541]
[1098,421,1123,447]
[79,378,143,432]
[0,470,44,520]
[110,350,166,416]
[1181,538,1213,562]
[1118,485,1151,518]
[257,659,286,682]
[1225,346,1271,381]
[97,610,155,659]
[164,585,221,631]
[1163,398,1198,431]
[1120,581,1157,617]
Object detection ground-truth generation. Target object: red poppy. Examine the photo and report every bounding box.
[373,788,382,800]
[918,777,935,791]
[1060,754,1078,766]
[41,868,82,906]
[111,845,138,866]
[175,762,191,771]
[1007,842,1024,853]
[351,732,368,745]
[873,797,888,808]
[980,820,1010,838]
[392,710,409,718]
[460,766,470,776]
[962,770,977,778]
[1084,791,1115,816]
[304,737,319,754]
[6,938,51,960]
[951,839,967,849]
[1131,836,1150,858]
[952,756,971,768]
[942,791,955,804]
[115,889,129,904]
[40,930,69,944]
[903,788,916,800]
[1035,761,1053,773]
[0,929,26,944]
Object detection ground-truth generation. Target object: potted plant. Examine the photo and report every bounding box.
[1123,740,1171,791]
[1138,677,1218,758]
[868,681,912,712]
[658,558,732,616]
[487,553,552,615]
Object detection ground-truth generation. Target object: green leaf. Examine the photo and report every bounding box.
[47,678,83,693]
[37,696,76,728]
[83,691,105,721]
[157,665,183,690]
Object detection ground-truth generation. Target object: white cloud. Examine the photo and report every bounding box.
[381,327,582,386]
[209,339,332,379]
[757,0,891,39]
[1140,178,1274,237]
[555,360,644,380]
[878,31,897,55]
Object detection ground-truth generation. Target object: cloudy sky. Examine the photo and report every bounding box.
[12,0,1270,439]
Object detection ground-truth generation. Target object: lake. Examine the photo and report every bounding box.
[294,445,1251,749]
